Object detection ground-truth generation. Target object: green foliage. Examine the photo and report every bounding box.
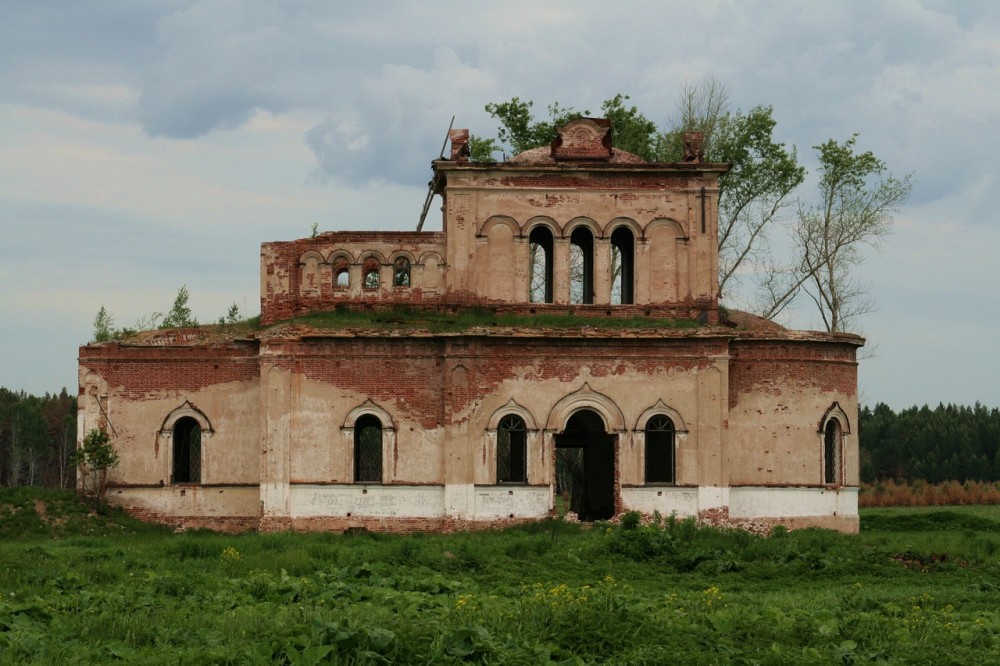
[483,96,585,157]
[71,429,119,500]
[1,491,1000,662]
[712,106,806,292]
[860,401,1000,484]
[480,94,661,162]
[0,387,76,488]
[217,302,242,326]
[793,135,913,332]
[160,284,197,328]
[291,304,697,332]
[92,306,115,342]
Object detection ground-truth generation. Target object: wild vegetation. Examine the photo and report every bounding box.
[1,488,999,663]
[473,81,912,333]
[290,305,698,333]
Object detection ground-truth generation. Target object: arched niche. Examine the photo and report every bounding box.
[478,215,519,238]
[298,250,326,297]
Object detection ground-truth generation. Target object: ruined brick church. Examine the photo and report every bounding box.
[78,118,862,533]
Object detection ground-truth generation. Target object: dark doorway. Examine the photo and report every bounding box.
[554,409,615,520]
[172,417,201,484]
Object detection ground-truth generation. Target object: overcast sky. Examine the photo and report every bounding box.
[1,0,997,410]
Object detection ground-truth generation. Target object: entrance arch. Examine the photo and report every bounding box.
[554,409,616,521]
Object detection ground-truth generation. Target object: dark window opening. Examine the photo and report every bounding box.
[570,227,594,305]
[610,227,635,305]
[354,415,382,483]
[172,416,201,484]
[645,415,675,484]
[393,257,411,287]
[824,419,841,484]
[528,226,554,303]
[497,415,527,483]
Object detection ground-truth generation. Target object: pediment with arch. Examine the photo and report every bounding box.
[158,400,213,434]
[819,402,851,434]
[545,383,626,432]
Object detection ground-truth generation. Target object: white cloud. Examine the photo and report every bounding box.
[2,0,1000,408]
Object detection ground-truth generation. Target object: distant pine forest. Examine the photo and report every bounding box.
[2,386,999,496]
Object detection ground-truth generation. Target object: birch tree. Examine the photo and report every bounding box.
[759,135,912,331]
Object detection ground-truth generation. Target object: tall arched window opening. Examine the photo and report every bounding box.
[528,226,554,303]
[354,415,383,483]
[334,258,350,288]
[496,415,527,483]
[570,227,594,305]
[172,416,201,484]
[824,419,841,484]
[610,227,635,305]
[645,415,675,484]
[393,257,411,287]
[362,258,380,290]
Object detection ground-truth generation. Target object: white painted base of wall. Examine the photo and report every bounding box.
[108,483,859,526]
[289,485,446,519]
[288,484,552,520]
[473,485,551,519]
[620,487,700,517]
[109,485,260,517]
[621,486,859,521]
[729,486,858,519]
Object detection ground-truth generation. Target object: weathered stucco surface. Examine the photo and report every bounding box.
[79,118,862,533]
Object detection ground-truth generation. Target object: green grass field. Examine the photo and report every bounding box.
[2,490,999,664]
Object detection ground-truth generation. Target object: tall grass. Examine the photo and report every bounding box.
[3,490,1000,663]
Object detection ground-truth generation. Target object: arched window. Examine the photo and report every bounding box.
[496,415,527,483]
[172,416,201,484]
[824,419,841,484]
[610,227,635,305]
[354,414,382,483]
[393,257,411,287]
[528,226,553,303]
[334,258,350,288]
[570,227,594,305]
[645,415,675,484]
[362,258,380,290]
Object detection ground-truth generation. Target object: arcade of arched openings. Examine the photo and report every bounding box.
[79,116,862,533]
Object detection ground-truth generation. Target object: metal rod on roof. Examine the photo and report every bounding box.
[417,116,455,232]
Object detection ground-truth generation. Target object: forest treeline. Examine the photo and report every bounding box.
[0,387,76,488]
[860,402,1000,484]
[3,385,999,490]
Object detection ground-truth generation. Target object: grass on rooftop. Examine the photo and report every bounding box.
[286,306,699,333]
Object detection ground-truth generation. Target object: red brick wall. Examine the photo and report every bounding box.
[79,341,259,398]
[728,339,859,408]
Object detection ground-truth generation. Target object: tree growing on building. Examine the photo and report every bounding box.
[161,285,197,328]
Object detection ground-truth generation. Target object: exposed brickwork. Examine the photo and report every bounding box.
[79,341,259,398]
[80,116,862,534]
[728,339,859,408]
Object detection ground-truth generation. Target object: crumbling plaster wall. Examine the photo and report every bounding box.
[260,232,447,324]
[727,339,860,488]
[78,340,262,525]
[439,167,721,310]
